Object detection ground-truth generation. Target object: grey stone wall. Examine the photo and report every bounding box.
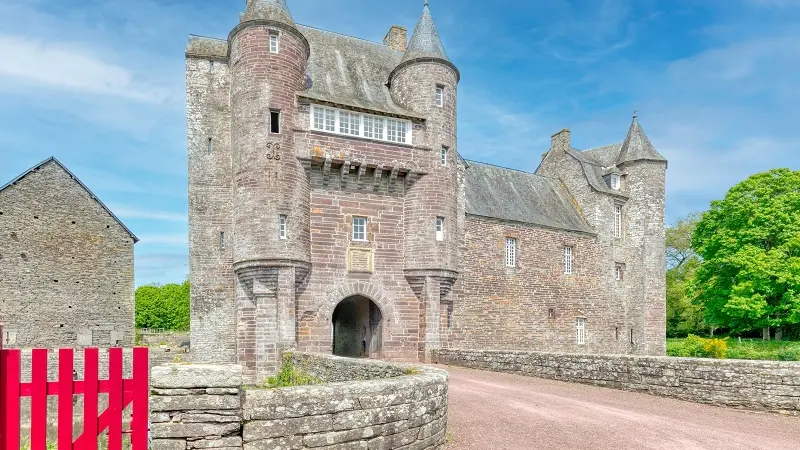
[0,160,135,349]
[434,349,800,415]
[151,364,244,450]
[243,353,448,450]
[148,354,448,450]
[536,130,667,356]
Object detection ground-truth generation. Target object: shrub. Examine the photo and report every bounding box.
[135,280,190,331]
[262,356,322,389]
[671,335,728,359]
[776,349,800,361]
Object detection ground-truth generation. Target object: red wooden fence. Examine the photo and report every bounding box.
[0,344,148,450]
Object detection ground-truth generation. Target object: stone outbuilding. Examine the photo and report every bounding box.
[0,157,137,348]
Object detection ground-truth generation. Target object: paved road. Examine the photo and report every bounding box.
[440,365,800,450]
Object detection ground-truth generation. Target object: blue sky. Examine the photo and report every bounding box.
[1,0,798,286]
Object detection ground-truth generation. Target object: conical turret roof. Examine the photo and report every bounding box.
[617,113,666,165]
[242,0,295,25]
[402,1,450,63]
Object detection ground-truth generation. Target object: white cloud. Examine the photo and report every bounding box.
[0,35,168,103]
[111,206,187,222]
[138,233,188,246]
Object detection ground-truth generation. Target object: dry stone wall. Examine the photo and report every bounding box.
[434,349,800,415]
[149,354,448,450]
[150,364,244,450]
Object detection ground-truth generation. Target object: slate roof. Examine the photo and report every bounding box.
[617,116,667,164]
[242,0,295,24]
[465,161,593,234]
[298,26,422,119]
[565,146,626,197]
[402,3,450,64]
[0,157,139,243]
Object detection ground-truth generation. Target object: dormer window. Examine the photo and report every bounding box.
[609,174,621,190]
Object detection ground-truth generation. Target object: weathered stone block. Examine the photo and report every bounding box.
[152,364,243,389]
[244,416,332,440]
[152,422,241,439]
[243,436,302,450]
[151,439,187,450]
[151,395,241,412]
[187,437,243,448]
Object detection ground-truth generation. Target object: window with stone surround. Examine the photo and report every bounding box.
[614,204,623,238]
[576,318,586,345]
[564,246,573,274]
[279,215,287,240]
[436,217,445,241]
[270,110,281,134]
[310,105,411,144]
[435,85,444,107]
[352,216,367,242]
[441,147,448,166]
[505,238,517,268]
[615,263,625,281]
[269,31,279,53]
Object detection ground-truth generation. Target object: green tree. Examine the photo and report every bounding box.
[666,213,706,336]
[135,280,191,331]
[691,169,800,337]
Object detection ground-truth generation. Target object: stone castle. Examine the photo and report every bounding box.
[187,0,667,381]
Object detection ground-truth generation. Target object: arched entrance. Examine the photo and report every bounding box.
[332,296,383,358]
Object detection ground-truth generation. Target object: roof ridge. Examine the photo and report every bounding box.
[297,24,398,50]
[0,157,139,243]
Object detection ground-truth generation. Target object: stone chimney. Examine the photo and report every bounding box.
[551,129,571,154]
[384,25,407,52]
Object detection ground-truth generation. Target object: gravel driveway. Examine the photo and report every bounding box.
[440,365,800,450]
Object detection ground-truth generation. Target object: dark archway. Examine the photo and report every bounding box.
[332,296,383,358]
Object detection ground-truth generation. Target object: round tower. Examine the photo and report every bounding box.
[228,0,311,378]
[389,1,461,361]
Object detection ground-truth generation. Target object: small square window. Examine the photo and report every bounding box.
[436,217,445,241]
[270,110,281,134]
[564,246,573,275]
[576,318,586,345]
[435,86,444,107]
[269,32,279,53]
[353,216,367,241]
[279,215,287,240]
[441,147,448,167]
[505,238,517,268]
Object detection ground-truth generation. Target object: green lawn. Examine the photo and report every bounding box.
[667,337,800,361]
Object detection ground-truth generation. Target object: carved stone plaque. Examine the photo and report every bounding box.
[347,248,374,273]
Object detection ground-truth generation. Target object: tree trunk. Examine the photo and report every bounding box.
[775,327,783,341]
[762,327,771,341]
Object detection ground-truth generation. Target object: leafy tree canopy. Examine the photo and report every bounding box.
[135,280,190,331]
[692,169,800,333]
[666,213,705,336]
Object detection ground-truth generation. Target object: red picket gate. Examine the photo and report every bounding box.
[0,344,149,450]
